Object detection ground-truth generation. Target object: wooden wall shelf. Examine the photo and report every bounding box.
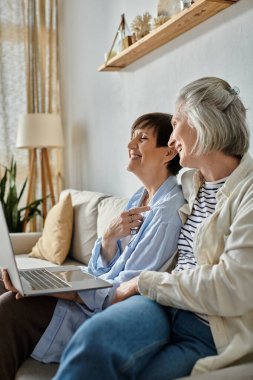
[98,0,238,72]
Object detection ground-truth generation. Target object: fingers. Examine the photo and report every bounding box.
[2,269,11,288]
[125,206,150,236]
[128,214,139,224]
[128,206,150,215]
[105,205,150,241]
[2,269,18,293]
[128,213,143,229]
[112,276,140,304]
[126,206,150,223]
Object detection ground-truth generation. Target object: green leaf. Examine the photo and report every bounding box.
[1,157,44,232]
[0,167,8,203]
[18,178,28,203]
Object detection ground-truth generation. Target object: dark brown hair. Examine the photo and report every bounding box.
[131,112,181,175]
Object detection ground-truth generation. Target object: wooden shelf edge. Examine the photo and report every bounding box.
[98,0,238,72]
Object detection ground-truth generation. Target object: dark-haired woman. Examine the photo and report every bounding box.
[0,113,184,379]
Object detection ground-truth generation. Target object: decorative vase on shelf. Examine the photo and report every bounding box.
[157,0,182,18]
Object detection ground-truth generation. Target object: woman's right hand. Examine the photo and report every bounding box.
[101,206,150,263]
[1,269,23,299]
[111,276,140,304]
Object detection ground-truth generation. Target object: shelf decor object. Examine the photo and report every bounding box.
[131,12,152,41]
[104,14,133,65]
[98,0,239,72]
[16,113,64,223]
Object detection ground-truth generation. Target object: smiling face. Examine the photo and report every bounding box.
[127,126,170,178]
[170,102,198,168]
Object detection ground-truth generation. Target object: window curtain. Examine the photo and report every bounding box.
[0,0,27,175]
[22,0,63,230]
[0,0,63,230]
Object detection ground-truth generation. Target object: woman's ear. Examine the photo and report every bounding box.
[163,147,178,163]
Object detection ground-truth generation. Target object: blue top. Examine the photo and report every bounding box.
[31,176,185,363]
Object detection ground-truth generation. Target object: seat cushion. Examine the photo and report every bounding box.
[15,358,58,380]
[15,253,85,270]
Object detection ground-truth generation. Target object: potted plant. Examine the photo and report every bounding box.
[0,157,44,232]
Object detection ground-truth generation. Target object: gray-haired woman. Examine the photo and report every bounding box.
[53,77,253,380]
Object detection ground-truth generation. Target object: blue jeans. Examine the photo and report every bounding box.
[53,296,217,380]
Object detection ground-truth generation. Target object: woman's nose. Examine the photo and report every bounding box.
[128,137,137,149]
[168,135,176,148]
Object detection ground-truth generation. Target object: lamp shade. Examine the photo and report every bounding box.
[16,113,64,148]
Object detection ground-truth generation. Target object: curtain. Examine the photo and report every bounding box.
[0,0,27,176]
[22,0,63,229]
[0,0,63,230]
[22,0,59,114]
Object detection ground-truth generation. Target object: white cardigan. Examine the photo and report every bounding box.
[138,153,253,374]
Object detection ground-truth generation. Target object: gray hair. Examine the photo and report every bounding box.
[177,77,249,157]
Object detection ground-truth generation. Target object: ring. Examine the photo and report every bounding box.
[128,213,134,223]
[130,228,137,236]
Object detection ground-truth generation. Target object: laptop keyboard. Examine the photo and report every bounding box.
[20,268,71,290]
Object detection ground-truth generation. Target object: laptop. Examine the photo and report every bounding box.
[0,203,112,296]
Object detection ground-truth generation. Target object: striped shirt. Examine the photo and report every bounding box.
[174,178,227,272]
[173,177,227,324]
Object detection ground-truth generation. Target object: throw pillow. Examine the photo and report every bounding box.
[97,196,128,237]
[29,193,73,265]
[60,189,109,265]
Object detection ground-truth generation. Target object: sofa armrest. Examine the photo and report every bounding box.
[10,233,42,255]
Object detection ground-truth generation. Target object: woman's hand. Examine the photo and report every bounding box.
[112,276,140,304]
[1,268,83,303]
[51,292,83,303]
[101,206,150,263]
[1,268,23,299]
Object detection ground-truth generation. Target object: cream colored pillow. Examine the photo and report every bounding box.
[29,194,73,265]
[60,189,110,265]
[97,196,128,237]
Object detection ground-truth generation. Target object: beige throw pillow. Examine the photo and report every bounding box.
[29,194,73,265]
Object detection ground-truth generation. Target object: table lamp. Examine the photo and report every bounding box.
[16,113,64,224]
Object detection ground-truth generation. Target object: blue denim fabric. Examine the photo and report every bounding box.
[53,295,217,380]
[32,176,185,363]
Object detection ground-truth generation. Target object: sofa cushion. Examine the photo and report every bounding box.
[28,194,73,265]
[15,254,85,270]
[15,358,58,380]
[10,232,42,255]
[61,189,110,265]
[97,196,128,237]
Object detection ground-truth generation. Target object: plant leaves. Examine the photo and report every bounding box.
[0,167,8,204]
[1,157,45,232]
[18,177,28,203]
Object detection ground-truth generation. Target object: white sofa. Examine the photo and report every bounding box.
[9,189,253,380]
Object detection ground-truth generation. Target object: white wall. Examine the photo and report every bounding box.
[59,0,253,197]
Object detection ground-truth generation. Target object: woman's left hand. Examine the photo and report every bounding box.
[112,276,139,304]
[1,268,23,299]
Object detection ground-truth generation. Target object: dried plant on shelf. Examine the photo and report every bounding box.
[131,12,152,41]
[153,15,170,29]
